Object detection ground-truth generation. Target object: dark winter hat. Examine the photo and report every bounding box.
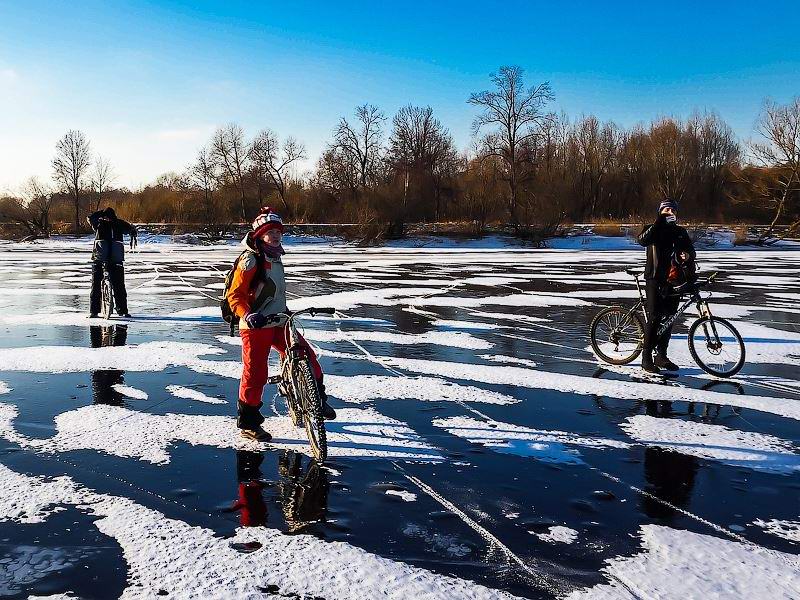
[104,207,116,218]
[658,199,678,214]
[251,207,284,237]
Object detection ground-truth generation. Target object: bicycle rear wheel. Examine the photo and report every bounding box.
[101,272,114,320]
[295,360,327,463]
[688,316,746,378]
[589,306,645,365]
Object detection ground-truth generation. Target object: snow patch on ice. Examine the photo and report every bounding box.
[621,415,800,474]
[433,416,629,465]
[0,381,10,394]
[327,374,518,405]
[0,403,441,464]
[304,328,493,350]
[386,490,417,502]
[533,526,578,544]
[753,519,800,543]
[166,385,227,405]
[566,525,800,599]
[111,384,149,400]
[0,341,241,379]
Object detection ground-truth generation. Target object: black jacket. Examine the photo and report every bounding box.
[88,210,136,242]
[637,216,695,281]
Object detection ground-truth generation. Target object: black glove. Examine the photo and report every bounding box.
[244,312,269,329]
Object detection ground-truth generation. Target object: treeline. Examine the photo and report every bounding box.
[2,66,799,241]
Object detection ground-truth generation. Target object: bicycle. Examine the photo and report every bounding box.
[266,307,336,462]
[589,270,746,377]
[100,262,114,320]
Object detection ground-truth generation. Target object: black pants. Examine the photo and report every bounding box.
[90,261,128,315]
[643,279,680,356]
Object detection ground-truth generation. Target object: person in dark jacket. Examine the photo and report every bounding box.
[87,207,137,318]
[636,199,696,373]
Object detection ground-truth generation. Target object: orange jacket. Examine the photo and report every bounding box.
[226,235,286,325]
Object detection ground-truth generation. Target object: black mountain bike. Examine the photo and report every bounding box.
[589,270,746,377]
[100,262,114,320]
[267,307,335,462]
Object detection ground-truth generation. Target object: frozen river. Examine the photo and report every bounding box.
[0,236,799,599]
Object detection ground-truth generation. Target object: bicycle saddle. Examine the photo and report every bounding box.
[625,268,643,276]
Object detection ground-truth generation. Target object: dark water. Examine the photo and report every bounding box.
[1,242,799,598]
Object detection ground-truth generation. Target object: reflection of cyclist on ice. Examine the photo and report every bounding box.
[87,207,137,318]
[226,207,336,443]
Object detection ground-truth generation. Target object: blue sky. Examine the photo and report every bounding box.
[1,0,798,191]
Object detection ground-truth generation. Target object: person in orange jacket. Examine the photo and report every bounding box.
[226,207,335,442]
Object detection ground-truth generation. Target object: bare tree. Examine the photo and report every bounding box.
[388,105,459,219]
[647,118,695,205]
[469,66,554,223]
[188,146,219,227]
[750,98,800,239]
[91,156,116,211]
[211,123,250,221]
[249,129,306,217]
[574,116,620,218]
[333,104,386,189]
[315,146,360,203]
[0,177,56,238]
[52,130,92,232]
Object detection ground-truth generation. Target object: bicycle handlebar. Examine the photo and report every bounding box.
[263,307,337,325]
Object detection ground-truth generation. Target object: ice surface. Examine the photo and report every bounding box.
[0,464,522,599]
[386,356,800,421]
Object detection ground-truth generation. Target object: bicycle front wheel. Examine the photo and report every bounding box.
[688,316,746,378]
[295,360,327,463]
[590,306,645,365]
[101,275,114,320]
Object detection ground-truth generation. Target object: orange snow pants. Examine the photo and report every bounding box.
[239,326,323,407]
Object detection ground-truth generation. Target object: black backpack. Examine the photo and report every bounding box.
[221,250,264,335]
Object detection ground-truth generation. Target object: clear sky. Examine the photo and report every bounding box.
[1,0,798,192]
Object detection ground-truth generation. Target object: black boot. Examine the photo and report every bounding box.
[237,401,271,441]
[641,350,661,374]
[654,353,679,371]
[316,378,336,420]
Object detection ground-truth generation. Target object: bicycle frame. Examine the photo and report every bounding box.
[631,272,714,337]
[267,307,336,385]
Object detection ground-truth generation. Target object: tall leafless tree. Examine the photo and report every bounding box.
[333,104,386,189]
[750,98,800,238]
[388,105,459,219]
[211,123,250,221]
[647,118,695,205]
[469,66,554,223]
[188,146,218,227]
[249,129,306,217]
[91,156,116,211]
[52,130,92,232]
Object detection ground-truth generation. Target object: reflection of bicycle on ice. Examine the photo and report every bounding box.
[590,270,746,377]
